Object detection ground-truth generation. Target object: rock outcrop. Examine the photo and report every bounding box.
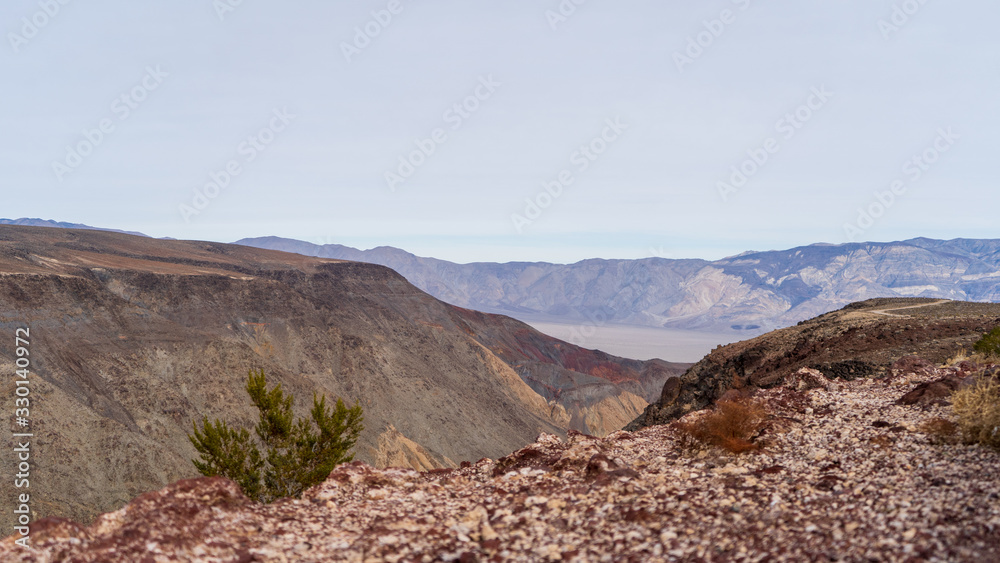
[892,356,995,406]
[628,298,1000,430]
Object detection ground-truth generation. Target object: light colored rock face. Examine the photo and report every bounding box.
[7,369,1000,562]
[372,425,455,471]
[468,339,573,429]
[240,237,1000,332]
[580,391,648,437]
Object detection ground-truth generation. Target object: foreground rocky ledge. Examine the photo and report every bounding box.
[4,366,1000,562]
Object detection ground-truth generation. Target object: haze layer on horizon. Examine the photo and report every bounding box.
[3,0,998,263]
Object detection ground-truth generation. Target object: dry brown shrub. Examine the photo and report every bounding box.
[944,350,992,367]
[868,435,894,449]
[918,417,958,444]
[952,378,1000,450]
[944,350,970,366]
[674,397,768,454]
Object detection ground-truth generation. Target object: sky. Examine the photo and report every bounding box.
[2,0,998,264]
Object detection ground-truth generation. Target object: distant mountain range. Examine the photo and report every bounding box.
[236,236,1000,333]
[0,218,149,237]
[5,219,999,335]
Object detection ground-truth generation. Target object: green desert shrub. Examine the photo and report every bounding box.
[973,327,1000,357]
[189,369,364,503]
[951,378,1000,450]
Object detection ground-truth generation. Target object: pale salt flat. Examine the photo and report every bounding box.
[523,320,755,363]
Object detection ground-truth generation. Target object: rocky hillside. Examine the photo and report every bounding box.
[0,226,685,531]
[238,237,1000,333]
[5,356,998,561]
[628,298,1000,430]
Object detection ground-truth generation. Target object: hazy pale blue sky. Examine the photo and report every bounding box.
[2,0,997,263]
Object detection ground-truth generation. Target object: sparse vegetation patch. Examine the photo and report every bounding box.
[189,369,364,503]
[972,326,1000,358]
[951,377,1000,450]
[674,397,768,454]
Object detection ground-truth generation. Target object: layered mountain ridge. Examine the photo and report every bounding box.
[237,236,1000,333]
[0,226,685,530]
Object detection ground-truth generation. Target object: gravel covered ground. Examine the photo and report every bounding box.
[3,366,999,562]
